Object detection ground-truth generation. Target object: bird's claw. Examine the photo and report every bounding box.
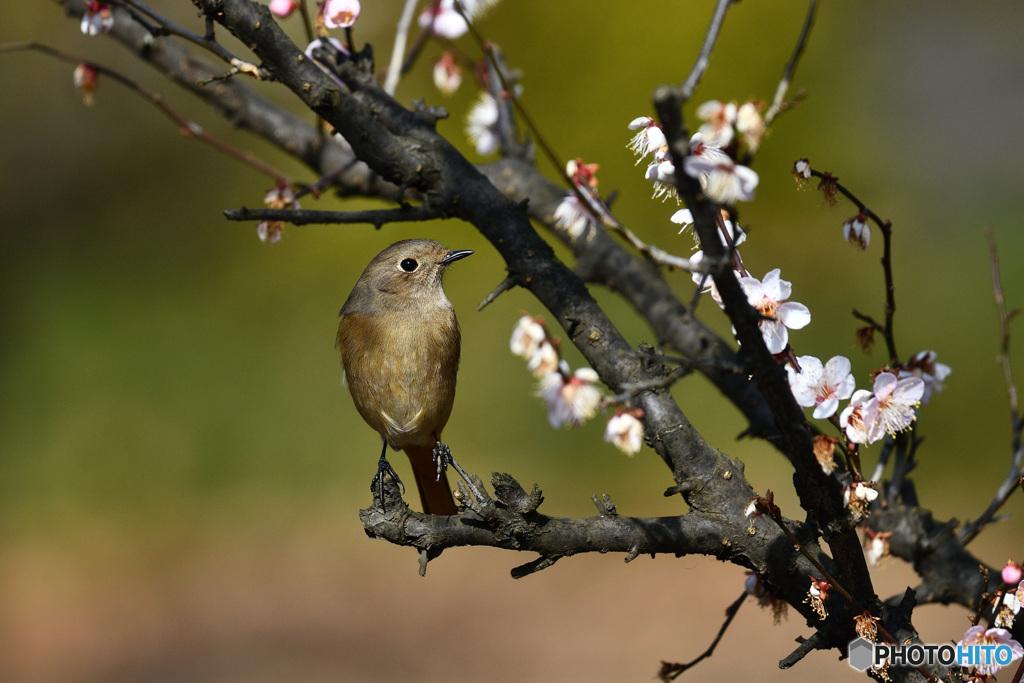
[373,452,404,511]
[433,439,485,502]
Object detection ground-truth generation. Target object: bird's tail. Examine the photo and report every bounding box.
[404,444,457,515]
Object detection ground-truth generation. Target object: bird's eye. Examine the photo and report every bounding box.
[399,258,419,272]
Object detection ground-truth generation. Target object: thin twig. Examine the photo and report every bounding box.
[763,0,817,126]
[477,276,516,311]
[679,0,735,102]
[807,167,899,363]
[758,503,937,681]
[224,205,439,226]
[2,41,291,185]
[452,4,696,273]
[296,0,315,45]
[120,0,259,71]
[453,1,564,178]
[295,158,363,201]
[384,0,420,95]
[658,590,747,680]
[960,228,1024,545]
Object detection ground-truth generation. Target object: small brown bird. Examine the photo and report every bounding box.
[336,239,472,515]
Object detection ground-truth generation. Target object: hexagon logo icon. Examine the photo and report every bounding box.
[848,637,874,671]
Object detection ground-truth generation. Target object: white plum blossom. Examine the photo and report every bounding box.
[995,591,1021,629]
[553,158,604,240]
[466,92,500,155]
[432,51,462,95]
[787,355,856,419]
[688,132,731,166]
[641,132,732,202]
[671,208,746,247]
[304,38,350,86]
[736,101,765,151]
[510,316,559,377]
[793,158,812,180]
[322,0,360,28]
[738,269,811,354]
[645,156,678,201]
[843,214,870,250]
[688,251,726,309]
[539,366,603,429]
[81,1,114,35]
[604,411,644,456]
[683,155,759,204]
[840,390,873,444]
[696,100,737,148]
[957,626,1023,676]
[418,0,498,39]
[864,532,891,567]
[553,195,594,240]
[843,481,879,519]
[257,184,299,244]
[899,350,951,405]
[73,63,99,106]
[527,340,559,377]
[863,372,924,443]
[510,315,546,360]
[627,117,667,163]
[843,481,878,508]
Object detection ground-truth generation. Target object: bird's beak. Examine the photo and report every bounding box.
[441,249,473,265]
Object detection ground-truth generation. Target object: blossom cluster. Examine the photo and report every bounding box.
[552,159,608,241]
[510,315,644,455]
[81,1,114,36]
[256,183,300,244]
[626,102,763,206]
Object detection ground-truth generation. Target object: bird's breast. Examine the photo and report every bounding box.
[338,307,460,448]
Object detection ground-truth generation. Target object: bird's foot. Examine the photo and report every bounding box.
[373,452,404,511]
[432,440,486,501]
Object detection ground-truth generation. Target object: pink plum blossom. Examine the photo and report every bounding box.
[269,0,300,18]
[899,350,951,405]
[957,626,1023,676]
[322,0,360,29]
[840,390,873,444]
[1003,560,1024,586]
[863,372,924,443]
[738,269,811,354]
[787,355,856,419]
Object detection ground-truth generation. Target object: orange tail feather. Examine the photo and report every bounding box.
[404,444,457,515]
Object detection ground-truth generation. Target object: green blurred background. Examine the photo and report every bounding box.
[1,1,1022,681]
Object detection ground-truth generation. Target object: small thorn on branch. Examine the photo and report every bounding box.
[478,276,517,311]
[511,553,563,579]
[591,493,618,516]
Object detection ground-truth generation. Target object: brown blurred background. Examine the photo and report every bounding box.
[1,1,1022,680]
